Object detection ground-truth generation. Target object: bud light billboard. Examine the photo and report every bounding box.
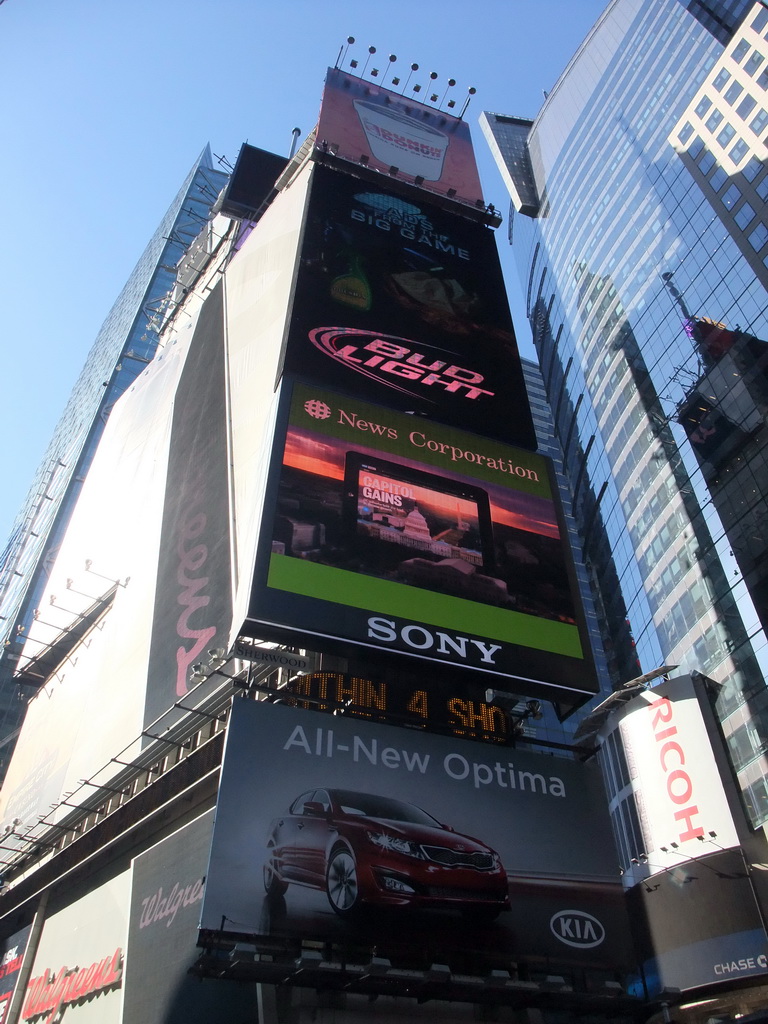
[317,69,484,203]
[243,381,598,707]
[280,165,536,451]
[199,700,632,970]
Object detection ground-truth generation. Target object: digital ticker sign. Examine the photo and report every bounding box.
[243,381,598,709]
[270,671,512,744]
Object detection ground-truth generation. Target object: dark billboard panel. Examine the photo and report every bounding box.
[281,165,536,451]
[628,848,768,996]
[124,811,253,1024]
[244,381,597,704]
[144,282,233,727]
[200,700,631,968]
[317,69,483,203]
[0,925,31,1024]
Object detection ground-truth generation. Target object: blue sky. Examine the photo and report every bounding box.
[0,0,607,545]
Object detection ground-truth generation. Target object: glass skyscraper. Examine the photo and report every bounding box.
[0,147,228,773]
[483,0,768,826]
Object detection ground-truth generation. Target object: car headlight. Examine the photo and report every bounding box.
[366,831,424,858]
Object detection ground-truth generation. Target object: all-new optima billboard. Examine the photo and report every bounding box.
[244,381,598,705]
[200,700,631,968]
[281,165,536,451]
[317,69,484,203]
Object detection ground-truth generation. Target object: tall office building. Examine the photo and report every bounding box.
[482,0,768,826]
[0,148,228,773]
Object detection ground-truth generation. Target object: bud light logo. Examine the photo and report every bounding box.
[550,910,605,949]
[308,328,494,403]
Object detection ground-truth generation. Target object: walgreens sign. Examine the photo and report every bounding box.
[22,948,122,1023]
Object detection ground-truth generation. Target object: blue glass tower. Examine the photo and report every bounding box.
[0,147,228,773]
[483,0,768,825]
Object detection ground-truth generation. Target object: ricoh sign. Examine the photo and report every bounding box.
[615,676,739,858]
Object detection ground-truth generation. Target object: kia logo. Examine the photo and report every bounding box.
[550,910,605,948]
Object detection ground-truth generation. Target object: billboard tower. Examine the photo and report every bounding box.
[238,67,599,717]
[0,55,633,1024]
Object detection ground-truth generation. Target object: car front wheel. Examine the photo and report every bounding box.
[326,846,360,917]
[263,858,288,897]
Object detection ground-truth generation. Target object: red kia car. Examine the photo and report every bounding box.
[263,788,510,919]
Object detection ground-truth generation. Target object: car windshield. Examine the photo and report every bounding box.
[331,790,439,825]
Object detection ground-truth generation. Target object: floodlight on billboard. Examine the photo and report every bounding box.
[281,165,536,451]
[199,700,631,968]
[243,381,597,706]
[317,69,484,205]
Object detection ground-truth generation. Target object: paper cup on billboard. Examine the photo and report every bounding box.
[353,101,448,181]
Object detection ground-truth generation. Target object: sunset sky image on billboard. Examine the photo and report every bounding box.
[246,382,597,698]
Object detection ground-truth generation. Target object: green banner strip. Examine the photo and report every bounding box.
[267,553,583,659]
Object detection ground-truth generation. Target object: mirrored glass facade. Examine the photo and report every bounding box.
[483,0,768,825]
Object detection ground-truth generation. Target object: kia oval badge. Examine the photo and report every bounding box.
[550,910,605,948]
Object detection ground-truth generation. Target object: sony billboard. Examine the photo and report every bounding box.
[200,699,632,969]
[242,380,598,705]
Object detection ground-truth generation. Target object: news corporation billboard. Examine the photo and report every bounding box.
[316,69,484,204]
[200,700,631,968]
[281,164,536,451]
[244,381,597,705]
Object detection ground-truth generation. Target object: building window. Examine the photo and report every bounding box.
[730,138,749,163]
[753,7,768,32]
[696,95,713,117]
[713,68,731,91]
[735,202,756,229]
[756,175,768,201]
[725,81,744,105]
[737,94,758,120]
[758,68,768,90]
[710,165,729,191]
[748,223,768,250]
[700,149,716,174]
[745,51,765,78]
[689,134,705,158]
[717,123,736,147]
[678,121,694,145]
[722,183,741,209]
[733,39,751,64]
[750,108,768,135]
[706,109,724,131]
[743,155,762,180]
